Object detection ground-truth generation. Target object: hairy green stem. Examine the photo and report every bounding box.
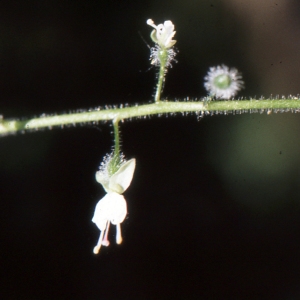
[108,117,121,174]
[113,118,120,157]
[154,49,168,102]
[1,98,300,136]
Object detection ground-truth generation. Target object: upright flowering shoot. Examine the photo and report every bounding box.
[92,153,136,254]
[204,65,244,99]
[147,19,177,102]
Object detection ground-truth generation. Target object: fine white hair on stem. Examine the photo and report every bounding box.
[204,65,244,99]
[149,45,177,68]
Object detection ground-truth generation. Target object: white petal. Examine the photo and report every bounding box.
[155,21,176,48]
[147,19,176,49]
[92,192,127,229]
[91,194,111,230]
[109,158,136,194]
[107,192,127,225]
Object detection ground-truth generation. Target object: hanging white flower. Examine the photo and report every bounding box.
[147,19,176,49]
[204,65,244,99]
[92,154,136,254]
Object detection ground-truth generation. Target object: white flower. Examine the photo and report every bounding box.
[204,65,244,99]
[147,19,176,49]
[92,155,136,254]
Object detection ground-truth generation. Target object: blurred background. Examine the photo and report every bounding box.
[1,0,300,299]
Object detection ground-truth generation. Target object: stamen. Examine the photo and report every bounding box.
[116,223,123,244]
[93,229,105,254]
[102,221,110,246]
[147,19,156,29]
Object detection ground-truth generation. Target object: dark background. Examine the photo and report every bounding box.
[1,0,300,299]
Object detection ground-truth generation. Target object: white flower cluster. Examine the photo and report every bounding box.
[92,154,136,254]
[204,65,244,99]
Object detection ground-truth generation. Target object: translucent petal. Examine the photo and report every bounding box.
[91,194,111,230]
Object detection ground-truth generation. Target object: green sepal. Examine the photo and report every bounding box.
[150,29,158,44]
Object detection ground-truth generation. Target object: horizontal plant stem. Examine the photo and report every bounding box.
[1,98,300,136]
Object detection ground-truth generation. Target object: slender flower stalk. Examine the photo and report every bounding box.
[113,118,120,157]
[154,49,168,103]
[109,118,121,170]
